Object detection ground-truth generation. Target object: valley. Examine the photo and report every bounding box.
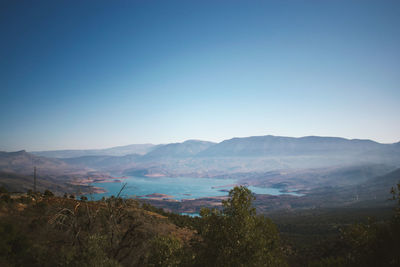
[1,135,399,216]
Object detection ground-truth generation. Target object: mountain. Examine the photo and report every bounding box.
[0,150,79,175]
[0,150,111,193]
[197,135,387,157]
[2,135,399,208]
[41,135,400,178]
[32,144,157,158]
[7,135,397,180]
[0,171,87,194]
[141,140,216,160]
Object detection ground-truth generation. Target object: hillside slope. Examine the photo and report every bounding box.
[141,140,215,160]
[198,135,394,157]
[32,144,157,158]
[0,151,111,194]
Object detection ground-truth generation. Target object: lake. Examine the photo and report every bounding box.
[88,176,300,201]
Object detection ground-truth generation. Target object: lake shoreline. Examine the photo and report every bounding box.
[86,176,303,202]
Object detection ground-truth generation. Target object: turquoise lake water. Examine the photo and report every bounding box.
[88,176,298,201]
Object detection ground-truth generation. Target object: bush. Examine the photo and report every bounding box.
[0,221,37,266]
[148,235,184,267]
[44,190,54,197]
[0,186,8,194]
[0,194,11,203]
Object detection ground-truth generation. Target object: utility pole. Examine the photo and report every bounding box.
[33,166,37,193]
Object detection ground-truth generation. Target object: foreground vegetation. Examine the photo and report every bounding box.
[0,184,399,266]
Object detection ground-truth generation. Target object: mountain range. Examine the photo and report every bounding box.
[45,135,400,177]
[32,144,157,158]
[0,150,111,193]
[1,135,399,199]
[31,135,400,160]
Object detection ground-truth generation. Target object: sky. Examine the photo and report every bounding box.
[1,0,399,151]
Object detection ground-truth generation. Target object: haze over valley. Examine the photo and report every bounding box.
[2,134,399,214]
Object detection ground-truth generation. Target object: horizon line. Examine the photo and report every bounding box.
[10,134,398,153]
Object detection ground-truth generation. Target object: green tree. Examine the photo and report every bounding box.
[197,186,287,267]
[390,183,400,221]
[44,190,54,197]
[0,186,8,194]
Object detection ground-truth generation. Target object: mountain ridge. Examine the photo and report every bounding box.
[196,135,389,157]
[31,143,157,158]
[3,135,399,180]
[141,140,216,160]
[27,135,399,159]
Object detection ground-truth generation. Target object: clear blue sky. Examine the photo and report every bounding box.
[1,0,399,151]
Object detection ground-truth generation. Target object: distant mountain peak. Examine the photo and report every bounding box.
[13,150,27,154]
[142,139,215,159]
[31,144,157,158]
[182,139,215,144]
[197,134,390,157]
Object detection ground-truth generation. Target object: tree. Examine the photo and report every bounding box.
[197,186,287,267]
[0,186,8,194]
[390,183,400,221]
[44,190,54,197]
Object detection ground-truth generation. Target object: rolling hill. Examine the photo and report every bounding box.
[141,140,216,160]
[0,150,111,193]
[32,144,157,158]
[26,135,400,177]
[2,135,400,196]
[197,135,391,157]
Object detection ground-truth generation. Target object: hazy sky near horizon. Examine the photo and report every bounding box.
[1,0,400,151]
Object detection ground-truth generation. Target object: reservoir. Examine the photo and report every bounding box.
[88,176,301,201]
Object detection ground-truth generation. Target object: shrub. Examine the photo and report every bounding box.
[0,186,8,194]
[0,194,11,203]
[148,235,184,267]
[44,190,54,197]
